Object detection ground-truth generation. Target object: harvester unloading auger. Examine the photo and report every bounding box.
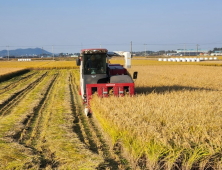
[76,48,138,116]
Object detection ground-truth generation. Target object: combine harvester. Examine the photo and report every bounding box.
[76,48,138,116]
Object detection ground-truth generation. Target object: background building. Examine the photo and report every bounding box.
[176,49,208,56]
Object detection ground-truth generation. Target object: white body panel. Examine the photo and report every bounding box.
[124,52,131,68]
[109,51,131,68]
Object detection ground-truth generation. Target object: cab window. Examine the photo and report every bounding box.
[83,54,107,75]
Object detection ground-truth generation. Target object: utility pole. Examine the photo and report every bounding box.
[7,45,9,60]
[131,41,132,56]
[52,45,54,60]
[184,44,186,56]
[42,47,43,58]
[144,44,147,57]
[197,44,199,56]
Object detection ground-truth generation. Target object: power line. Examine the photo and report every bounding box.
[1,41,222,48]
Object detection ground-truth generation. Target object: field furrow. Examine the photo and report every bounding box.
[28,73,59,146]
[0,70,59,169]
[69,74,91,147]
[69,72,99,153]
[18,72,58,145]
[36,69,104,169]
[0,71,47,104]
[0,69,105,169]
[70,70,130,169]
[0,71,48,117]
[0,71,37,95]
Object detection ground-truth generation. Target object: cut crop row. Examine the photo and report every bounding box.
[0,71,37,95]
[0,71,48,117]
[0,70,47,105]
[2,69,104,169]
[0,70,57,169]
[17,71,59,169]
[1,69,128,169]
[36,70,103,169]
[70,70,131,169]
[18,72,58,145]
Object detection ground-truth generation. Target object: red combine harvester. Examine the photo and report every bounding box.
[76,48,138,116]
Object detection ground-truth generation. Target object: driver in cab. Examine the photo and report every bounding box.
[86,55,104,74]
[87,55,98,70]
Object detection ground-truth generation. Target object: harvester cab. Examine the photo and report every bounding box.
[76,48,137,116]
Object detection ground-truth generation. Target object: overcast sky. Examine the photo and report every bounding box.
[1,0,222,53]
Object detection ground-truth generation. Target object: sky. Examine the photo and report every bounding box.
[0,0,222,53]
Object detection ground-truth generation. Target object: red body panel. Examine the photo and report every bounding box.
[86,83,135,113]
[108,64,127,75]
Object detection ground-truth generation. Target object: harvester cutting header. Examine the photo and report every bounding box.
[76,48,138,116]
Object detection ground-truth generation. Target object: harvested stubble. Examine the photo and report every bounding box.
[0,69,104,169]
[91,65,222,169]
[0,70,43,104]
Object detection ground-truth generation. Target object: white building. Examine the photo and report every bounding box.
[176,49,208,56]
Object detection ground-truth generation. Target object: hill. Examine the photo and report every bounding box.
[0,48,51,57]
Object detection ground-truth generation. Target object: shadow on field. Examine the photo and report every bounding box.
[96,158,120,170]
[135,85,215,94]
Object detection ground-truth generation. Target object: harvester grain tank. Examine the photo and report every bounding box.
[76,48,138,116]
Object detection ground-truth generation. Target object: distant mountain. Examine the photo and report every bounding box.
[0,48,51,57]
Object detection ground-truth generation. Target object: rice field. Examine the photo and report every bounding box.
[1,60,222,169]
[91,65,222,169]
